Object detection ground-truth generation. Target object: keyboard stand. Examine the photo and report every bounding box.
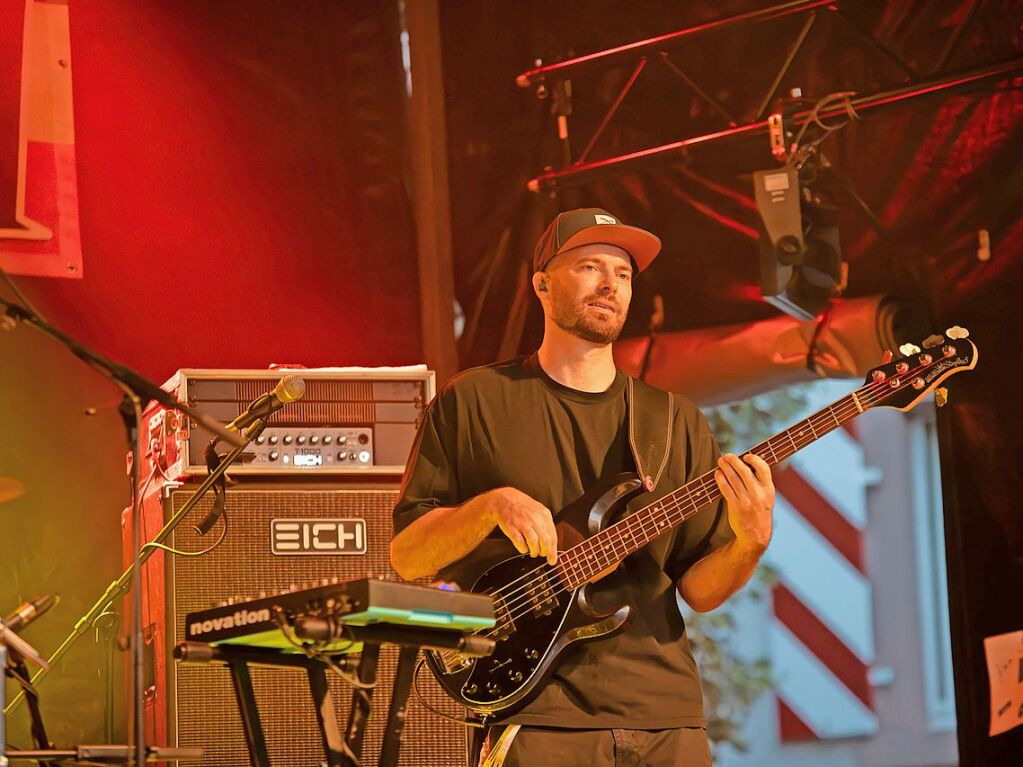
[337,643,423,767]
[175,643,349,767]
[379,646,418,767]
[175,626,494,767]
[339,643,376,767]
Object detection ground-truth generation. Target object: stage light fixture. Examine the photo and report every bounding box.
[754,162,845,320]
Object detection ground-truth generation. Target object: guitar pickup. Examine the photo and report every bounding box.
[492,596,515,640]
[525,575,557,616]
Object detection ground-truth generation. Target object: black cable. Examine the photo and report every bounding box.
[806,302,835,374]
[135,461,228,558]
[269,608,370,766]
[411,657,485,728]
[0,264,47,323]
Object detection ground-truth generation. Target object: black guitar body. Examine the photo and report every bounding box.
[423,472,646,721]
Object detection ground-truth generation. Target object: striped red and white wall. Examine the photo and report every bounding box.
[766,421,882,740]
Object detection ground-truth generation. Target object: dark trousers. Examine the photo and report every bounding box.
[498,725,713,767]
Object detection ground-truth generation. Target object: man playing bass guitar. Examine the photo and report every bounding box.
[391,208,776,766]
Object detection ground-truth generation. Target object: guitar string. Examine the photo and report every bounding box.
[485,352,944,627]
[435,409,851,665]
[455,414,869,661]
[431,415,838,670]
[506,342,954,598]
[436,353,944,667]
[461,353,940,639]
[480,391,858,608]
[482,367,895,610]
[478,408,849,631]
[471,397,870,638]
[440,350,953,660]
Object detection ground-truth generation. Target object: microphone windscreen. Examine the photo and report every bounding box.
[275,375,306,403]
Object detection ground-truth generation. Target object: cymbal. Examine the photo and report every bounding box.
[0,477,25,503]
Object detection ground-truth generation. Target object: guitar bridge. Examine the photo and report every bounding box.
[434,648,471,674]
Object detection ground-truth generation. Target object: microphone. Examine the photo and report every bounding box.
[224,375,306,437]
[195,376,305,536]
[2,593,58,633]
[1,593,57,669]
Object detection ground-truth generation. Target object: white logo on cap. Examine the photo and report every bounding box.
[594,214,617,225]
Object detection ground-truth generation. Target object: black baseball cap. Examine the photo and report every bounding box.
[533,208,661,273]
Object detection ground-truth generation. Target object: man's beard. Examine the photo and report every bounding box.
[550,291,626,344]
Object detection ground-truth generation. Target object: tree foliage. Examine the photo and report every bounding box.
[686,386,809,750]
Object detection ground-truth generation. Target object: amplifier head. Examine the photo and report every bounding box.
[138,368,435,480]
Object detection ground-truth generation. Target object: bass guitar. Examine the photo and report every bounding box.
[424,328,978,721]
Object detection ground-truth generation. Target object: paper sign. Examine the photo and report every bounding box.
[985,629,1023,736]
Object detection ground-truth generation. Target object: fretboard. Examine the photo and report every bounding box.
[555,391,865,589]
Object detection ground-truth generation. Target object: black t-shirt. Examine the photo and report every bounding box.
[393,355,733,729]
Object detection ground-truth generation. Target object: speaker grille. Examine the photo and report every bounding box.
[164,485,467,766]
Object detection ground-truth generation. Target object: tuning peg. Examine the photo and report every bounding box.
[899,343,921,356]
[881,349,894,364]
[946,326,969,339]
[922,334,944,349]
[935,387,949,407]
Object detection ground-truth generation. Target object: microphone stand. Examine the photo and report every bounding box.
[3,422,258,695]
[3,423,261,761]
[0,296,246,766]
[4,650,57,767]
[123,390,145,767]
[0,298,244,449]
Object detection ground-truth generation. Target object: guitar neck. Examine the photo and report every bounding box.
[557,391,866,589]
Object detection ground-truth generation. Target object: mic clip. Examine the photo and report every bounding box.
[195,419,267,537]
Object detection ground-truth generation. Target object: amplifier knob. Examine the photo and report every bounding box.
[296,435,306,445]
[309,435,320,445]
[283,435,294,445]
[255,435,266,445]
[486,681,501,695]
[338,435,348,445]
[337,450,348,460]
[464,683,478,695]
[268,451,279,462]
[524,648,539,660]
[508,670,523,683]
[357,433,369,445]
[322,435,333,445]
[269,435,279,445]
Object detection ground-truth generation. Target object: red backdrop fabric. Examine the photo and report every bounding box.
[14,1,421,381]
[0,1,420,747]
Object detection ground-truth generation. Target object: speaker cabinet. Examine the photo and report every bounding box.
[129,481,467,766]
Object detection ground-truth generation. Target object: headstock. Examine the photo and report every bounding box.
[861,326,978,412]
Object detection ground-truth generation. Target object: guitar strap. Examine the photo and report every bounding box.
[625,376,674,493]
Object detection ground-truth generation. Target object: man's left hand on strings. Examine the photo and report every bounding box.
[715,453,775,552]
